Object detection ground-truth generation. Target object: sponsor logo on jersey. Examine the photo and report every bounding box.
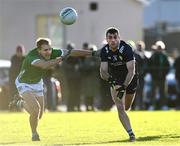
[113,55,118,61]
[110,62,126,66]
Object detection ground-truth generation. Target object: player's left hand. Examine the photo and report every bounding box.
[55,57,63,63]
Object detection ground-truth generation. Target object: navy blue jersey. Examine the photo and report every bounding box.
[100,40,135,84]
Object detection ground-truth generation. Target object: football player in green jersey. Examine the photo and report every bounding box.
[14,38,94,141]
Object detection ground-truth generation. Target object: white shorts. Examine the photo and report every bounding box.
[15,77,44,97]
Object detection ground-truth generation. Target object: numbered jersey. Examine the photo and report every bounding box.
[100,40,135,84]
[18,48,63,84]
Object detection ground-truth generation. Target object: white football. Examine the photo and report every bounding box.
[59,7,78,25]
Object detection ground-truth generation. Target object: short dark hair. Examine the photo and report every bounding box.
[36,38,51,49]
[106,27,119,37]
[83,42,89,48]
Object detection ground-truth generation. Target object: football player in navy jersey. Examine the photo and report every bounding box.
[100,27,137,142]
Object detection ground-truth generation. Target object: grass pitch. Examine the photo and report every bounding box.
[0,111,180,146]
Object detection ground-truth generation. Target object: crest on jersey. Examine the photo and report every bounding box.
[119,46,124,53]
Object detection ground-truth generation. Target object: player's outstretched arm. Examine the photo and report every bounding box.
[62,48,100,60]
[32,57,63,69]
[70,49,93,57]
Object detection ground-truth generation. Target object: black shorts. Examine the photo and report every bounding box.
[126,74,138,94]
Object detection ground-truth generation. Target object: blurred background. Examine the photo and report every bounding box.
[0,0,180,111]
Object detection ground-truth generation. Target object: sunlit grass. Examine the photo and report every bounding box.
[0,111,180,146]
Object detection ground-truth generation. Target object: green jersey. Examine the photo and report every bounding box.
[18,48,63,84]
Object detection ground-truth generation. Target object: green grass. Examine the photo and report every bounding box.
[0,111,180,146]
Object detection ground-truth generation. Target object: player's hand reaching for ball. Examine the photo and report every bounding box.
[55,57,63,64]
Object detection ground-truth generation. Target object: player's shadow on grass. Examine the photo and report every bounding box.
[137,134,180,142]
[135,135,161,142]
[0,142,28,145]
[99,135,161,143]
[95,135,163,143]
[127,134,180,142]
[62,136,161,145]
[108,134,179,144]
[0,142,15,145]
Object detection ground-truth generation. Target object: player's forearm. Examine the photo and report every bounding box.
[43,59,62,69]
[33,58,62,69]
[100,62,110,81]
[100,68,110,81]
[70,49,92,57]
[123,63,135,87]
[123,71,134,87]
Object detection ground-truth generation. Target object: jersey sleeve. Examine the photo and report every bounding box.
[27,54,40,65]
[23,49,42,65]
[123,44,135,62]
[100,48,108,62]
[51,48,64,59]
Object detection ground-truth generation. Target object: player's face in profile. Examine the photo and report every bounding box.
[39,44,52,60]
[106,33,120,50]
